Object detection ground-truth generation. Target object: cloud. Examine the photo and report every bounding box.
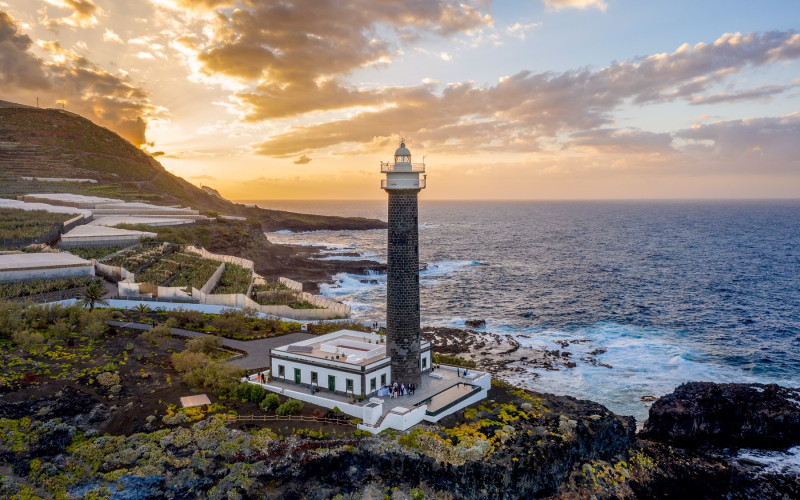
[690,84,795,105]
[505,22,541,41]
[0,11,52,89]
[293,155,312,165]
[675,113,800,170]
[0,11,156,146]
[184,1,491,119]
[103,28,123,44]
[567,128,674,154]
[41,0,101,29]
[250,30,800,157]
[543,0,608,12]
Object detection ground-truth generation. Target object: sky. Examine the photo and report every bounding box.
[1,0,799,200]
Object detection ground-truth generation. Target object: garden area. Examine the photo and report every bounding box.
[0,276,98,300]
[99,243,223,288]
[64,246,126,261]
[117,306,369,340]
[211,263,252,295]
[100,242,175,271]
[0,208,79,240]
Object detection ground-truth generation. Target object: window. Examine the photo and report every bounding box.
[346,379,354,393]
[278,365,285,378]
[381,373,387,387]
[422,357,427,369]
[370,378,376,391]
[311,372,318,384]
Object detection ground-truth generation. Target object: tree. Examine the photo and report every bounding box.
[135,303,152,324]
[81,282,108,312]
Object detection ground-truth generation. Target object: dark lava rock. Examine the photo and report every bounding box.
[641,382,800,449]
[465,319,486,328]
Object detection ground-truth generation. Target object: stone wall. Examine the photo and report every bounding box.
[386,189,421,386]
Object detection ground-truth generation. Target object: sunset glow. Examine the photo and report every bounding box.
[1,0,798,199]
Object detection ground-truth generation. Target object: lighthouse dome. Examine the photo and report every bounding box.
[394,142,411,157]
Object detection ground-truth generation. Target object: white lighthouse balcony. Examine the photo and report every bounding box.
[380,162,426,173]
[381,176,426,190]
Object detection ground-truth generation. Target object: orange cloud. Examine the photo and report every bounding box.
[1,10,155,146]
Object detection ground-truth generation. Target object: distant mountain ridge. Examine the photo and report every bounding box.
[0,99,385,232]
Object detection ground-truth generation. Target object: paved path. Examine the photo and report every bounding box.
[108,321,315,371]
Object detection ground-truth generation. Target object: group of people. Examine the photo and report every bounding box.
[255,372,268,384]
[387,381,416,398]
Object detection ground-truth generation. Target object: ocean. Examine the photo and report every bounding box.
[249,199,800,423]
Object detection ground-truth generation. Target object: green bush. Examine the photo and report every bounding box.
[276,399,303,416]
[260,393,280,412]
[236,382,265,403]
[171,350,211,373]
[187,335,222,354]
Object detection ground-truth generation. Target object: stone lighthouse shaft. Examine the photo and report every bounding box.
[382,141,426,387]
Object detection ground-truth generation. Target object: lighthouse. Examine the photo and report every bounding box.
[382,140,426,387]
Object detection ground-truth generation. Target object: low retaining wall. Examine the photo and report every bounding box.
[201,262,226,295]
[279,277,303,292]
[185,245,254,272]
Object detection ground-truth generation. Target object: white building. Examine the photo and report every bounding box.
[270,330,432,398]
[0,252,94,282]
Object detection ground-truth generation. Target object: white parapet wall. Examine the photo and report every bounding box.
[279,277,303,292]
[185,245,255,272]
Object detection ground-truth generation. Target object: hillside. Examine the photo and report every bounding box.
[0,100,386,232]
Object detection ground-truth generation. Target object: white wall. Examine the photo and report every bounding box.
[0,264,94,282]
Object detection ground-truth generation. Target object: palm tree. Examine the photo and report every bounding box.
[81,282,109,312]
[135,303,153,324]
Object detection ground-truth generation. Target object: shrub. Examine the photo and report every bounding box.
[0,300,22,339]
[11,329,44,348]
[84,320,106,339]
[187,335,222,354]
[170,308,202,327]
[171,350,211,373]
[237,382,265,403]
[143,323,171,346]
[276,399,303,416]
[96,372,120,387]
[260,393,280,412]
[183,361,241,395]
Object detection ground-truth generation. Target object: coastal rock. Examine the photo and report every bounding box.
[641,382,800,449]
[465,319,486,328]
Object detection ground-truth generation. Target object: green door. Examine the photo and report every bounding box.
[328,375,336,392]
[294,368,301,384]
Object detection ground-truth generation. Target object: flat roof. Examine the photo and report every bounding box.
[274,330,387,366]
[89,216,202,227]
[273,329,430,367]
[62,225,157,239]
[0,252,92,271]
[23,193,123,205]
[0,198,90,217]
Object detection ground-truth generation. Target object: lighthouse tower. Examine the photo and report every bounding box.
[381,140,426,387]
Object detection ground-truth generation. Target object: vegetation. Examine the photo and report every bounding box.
[100,242,172,270]
[213,263,252,294]
[433,352,477,368]
[0,276,97,300]
[260,393,281,412]
[0,208,79,240]
[252,281,290,292]
[276,399,303,416]
[64,246,126,260]
[80,282,108,311]
[287,300,324,310]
